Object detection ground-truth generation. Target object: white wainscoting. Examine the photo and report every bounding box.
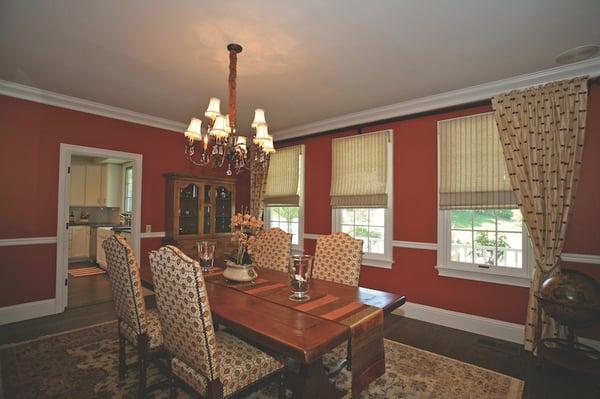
[0,299,58,325]
[393,302,525,343]
[393,301,600,349]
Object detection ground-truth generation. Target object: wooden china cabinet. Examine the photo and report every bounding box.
[164,173,237,262]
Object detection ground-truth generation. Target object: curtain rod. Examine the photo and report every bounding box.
[276,77,600,145]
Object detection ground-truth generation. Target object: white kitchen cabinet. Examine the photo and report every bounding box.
[68,225,90,260]
[84,164,103,206]
[96,227,113,268]
[100,164,122,207]
[71,162,123,207]
[69,163,86,206]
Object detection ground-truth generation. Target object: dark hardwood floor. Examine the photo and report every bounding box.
[1,277,598,398]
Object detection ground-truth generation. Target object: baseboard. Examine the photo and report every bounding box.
[0,298,59,325]
[393,301,525,344]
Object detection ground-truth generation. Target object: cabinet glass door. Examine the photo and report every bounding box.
[215,185,232,233]
[203,184,212,234]
[178,183,199,235]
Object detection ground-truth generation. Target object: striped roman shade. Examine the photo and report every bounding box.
[438,112,515,209]
[264,145,302,206]
[330,130,390,208]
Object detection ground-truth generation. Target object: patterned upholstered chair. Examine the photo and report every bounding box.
[149,245,284,399]
[254,227,292,272]
[102,234,163,398]
[312,232,363,375]
[312,232,363,286]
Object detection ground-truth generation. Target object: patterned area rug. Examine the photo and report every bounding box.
[0,321,523,398]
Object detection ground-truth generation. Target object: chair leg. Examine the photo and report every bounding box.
[278,372,286,399]
[167,354,177,399]
[137,333,149,398]
[346,339,352,371]
[118,321,126,380]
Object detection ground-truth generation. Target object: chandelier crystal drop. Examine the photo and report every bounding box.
[183,43,275,175]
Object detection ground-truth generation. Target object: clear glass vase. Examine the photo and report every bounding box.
[288,254,314,301]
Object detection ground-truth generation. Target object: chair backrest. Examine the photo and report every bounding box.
[312,232,363,286]
[253,228,292,272]
[149,245,220,382]
[102,234,147,336]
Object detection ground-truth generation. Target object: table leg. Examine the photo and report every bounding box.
[287,357,344,399]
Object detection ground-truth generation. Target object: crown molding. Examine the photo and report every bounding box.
[274,58,600,141]
[0,79,187,132]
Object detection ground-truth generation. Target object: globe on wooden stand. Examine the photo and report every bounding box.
[535,270,600,375]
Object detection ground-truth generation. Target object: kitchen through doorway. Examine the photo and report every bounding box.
[56,144,143,313]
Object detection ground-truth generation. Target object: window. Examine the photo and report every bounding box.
[437,113,532,286]
[267,206,300,246]
[339,208,385,254]
[123,166,133,212]
[331,130,393,268]
[264,145,304,250]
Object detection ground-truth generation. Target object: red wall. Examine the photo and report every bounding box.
[0,95,250,307]
[285,93,600,326]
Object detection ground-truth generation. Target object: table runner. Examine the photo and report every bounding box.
[205,270,385,396]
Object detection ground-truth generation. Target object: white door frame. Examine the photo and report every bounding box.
[56,143,143,313]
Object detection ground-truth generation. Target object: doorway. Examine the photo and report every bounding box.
[56,144,142,313]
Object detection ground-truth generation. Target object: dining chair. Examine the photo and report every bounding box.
[253,227,292,272]
[312,232,363,286]
[312,232,363,376]
[102,234,163,398]
[149,245,285,399]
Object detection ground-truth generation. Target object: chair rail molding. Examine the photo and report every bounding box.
[0,79,187,132]
[139,231,166,239]
[0,236,57,246]
[274,58,600,141]
[392,240,438,251]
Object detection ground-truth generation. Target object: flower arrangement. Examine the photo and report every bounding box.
[230,211,264,265]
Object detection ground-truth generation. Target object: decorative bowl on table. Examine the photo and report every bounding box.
[223,260,258,282]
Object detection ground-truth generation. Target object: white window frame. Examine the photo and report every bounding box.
[331,130,394,269]
[436,116,533,287]
[264,146,305,254]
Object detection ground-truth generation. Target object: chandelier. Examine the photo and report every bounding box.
[184,43,275,175]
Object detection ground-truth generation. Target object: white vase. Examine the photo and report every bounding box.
[223,260,258,282]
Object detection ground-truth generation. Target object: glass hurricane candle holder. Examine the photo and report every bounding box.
[197,241,216,272]
[288,254,314,302]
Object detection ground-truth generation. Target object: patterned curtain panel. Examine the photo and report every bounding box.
[330,130,390,207]
[249,146,270,220]
[264,145,302,206]
[492,76,588,352]
[439,113,516,209]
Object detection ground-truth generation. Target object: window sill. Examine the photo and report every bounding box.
[362,258,394,269]
[435,264,531,288]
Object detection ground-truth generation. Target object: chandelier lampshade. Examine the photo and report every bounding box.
[184,117,203,141]
[253,123,269,144]
[262,135,275,154]
[183,43,274,174]
[252,108,267,128]
[205,97,221,119]
[210,114,229,139]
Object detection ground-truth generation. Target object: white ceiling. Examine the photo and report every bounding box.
[1,0,599,135]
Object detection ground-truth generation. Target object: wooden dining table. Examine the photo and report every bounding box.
[143,267,405,398]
